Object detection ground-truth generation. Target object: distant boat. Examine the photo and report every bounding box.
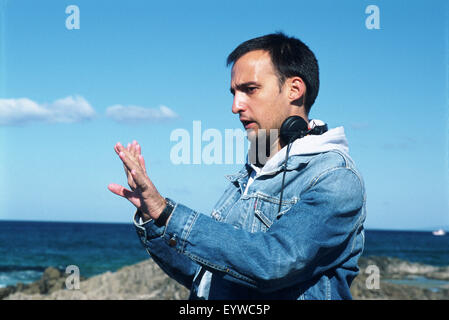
[432,229,446,236]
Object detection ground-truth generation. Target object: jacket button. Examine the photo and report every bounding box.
[169,237,177,247]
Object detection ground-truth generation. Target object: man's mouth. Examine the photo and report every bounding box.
[241,120,256,129]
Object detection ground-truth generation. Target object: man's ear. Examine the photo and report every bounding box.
[288,77,306,105]
[288,77,306,101]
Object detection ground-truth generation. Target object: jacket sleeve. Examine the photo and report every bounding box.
[134,212,199,290]
[139,167,365,293]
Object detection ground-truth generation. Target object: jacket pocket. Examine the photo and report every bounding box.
[252,193,298,232]
[210,183,240,222]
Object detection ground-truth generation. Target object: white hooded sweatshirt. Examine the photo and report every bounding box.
[244,121,349,195]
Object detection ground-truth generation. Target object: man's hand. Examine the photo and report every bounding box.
[108,141,166,222]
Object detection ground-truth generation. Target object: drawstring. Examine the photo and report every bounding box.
[278,142,293,214]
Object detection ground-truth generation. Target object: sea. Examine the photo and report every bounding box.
[1,220,449,289]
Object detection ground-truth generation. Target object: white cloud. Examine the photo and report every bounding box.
[46,96,96,123]
[0,96,178,126]
[105,104,179,124]
[0,95,96,125]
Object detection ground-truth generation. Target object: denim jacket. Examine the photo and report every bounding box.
[134,126,366,300]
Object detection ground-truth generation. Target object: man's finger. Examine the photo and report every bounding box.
[132,140,138,158]
[119,150,140,172]
[123,162,130,177]
[114,141,149,190]
[117,144,145,188]
[130,168,149,192]
[116,142,123,152]
[117,151,148,189]
[138,155,146,174]
[126,167,137,190]
[126,143,135,176]
[115,142,129,174]
[115,142,129,155]
[114,143,121,155]
[134,142,147,173]
[108,183,131,197]
[107,183,141,207]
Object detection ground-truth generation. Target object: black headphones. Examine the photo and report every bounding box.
[277,116,328,213]
[280,115,328,145]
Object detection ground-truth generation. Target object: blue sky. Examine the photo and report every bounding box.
[0,0,448,231]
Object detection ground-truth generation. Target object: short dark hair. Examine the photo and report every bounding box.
[226,32,319,113]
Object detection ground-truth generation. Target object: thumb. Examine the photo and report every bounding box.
[108,183,131,197]
[108,183,142,208]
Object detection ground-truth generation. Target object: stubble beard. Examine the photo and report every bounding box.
[247,127,280,167]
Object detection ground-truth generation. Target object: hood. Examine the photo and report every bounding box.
[247,120,349,176]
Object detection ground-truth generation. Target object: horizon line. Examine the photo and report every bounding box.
[0,218,447,233]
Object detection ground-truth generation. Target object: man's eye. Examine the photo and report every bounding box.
[246,87,257,94]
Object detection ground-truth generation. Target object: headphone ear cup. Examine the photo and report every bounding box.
[280,116,308,144]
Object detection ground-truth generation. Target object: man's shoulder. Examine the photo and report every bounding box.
[295,149,364,185]
[298,149,356,170]
[312,150,365,188]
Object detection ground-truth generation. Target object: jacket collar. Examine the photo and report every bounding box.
[224,154,315,183]
[224,163,251,183]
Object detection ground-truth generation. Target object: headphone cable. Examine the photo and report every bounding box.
[278,141,293,214]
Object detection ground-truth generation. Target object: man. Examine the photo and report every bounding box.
[108,32,366,300]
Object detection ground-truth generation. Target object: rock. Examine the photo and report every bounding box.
[4,259,189,300]
[1,266,70,298]
[358,256,449,282]
[350,270,449,300]
[352,257,449,299]
[3,256,449,300]
[0,287,14,300]
[39,267,66,294]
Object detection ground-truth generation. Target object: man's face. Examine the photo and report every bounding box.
[230,50,290,142]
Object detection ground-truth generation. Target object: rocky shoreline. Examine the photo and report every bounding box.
[2,256,449,300]
[351,256,449,299]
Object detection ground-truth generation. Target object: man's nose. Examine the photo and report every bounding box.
[232,93,246,114]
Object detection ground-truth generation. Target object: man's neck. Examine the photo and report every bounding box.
[252,137,281,167]
[250,113,309,167]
